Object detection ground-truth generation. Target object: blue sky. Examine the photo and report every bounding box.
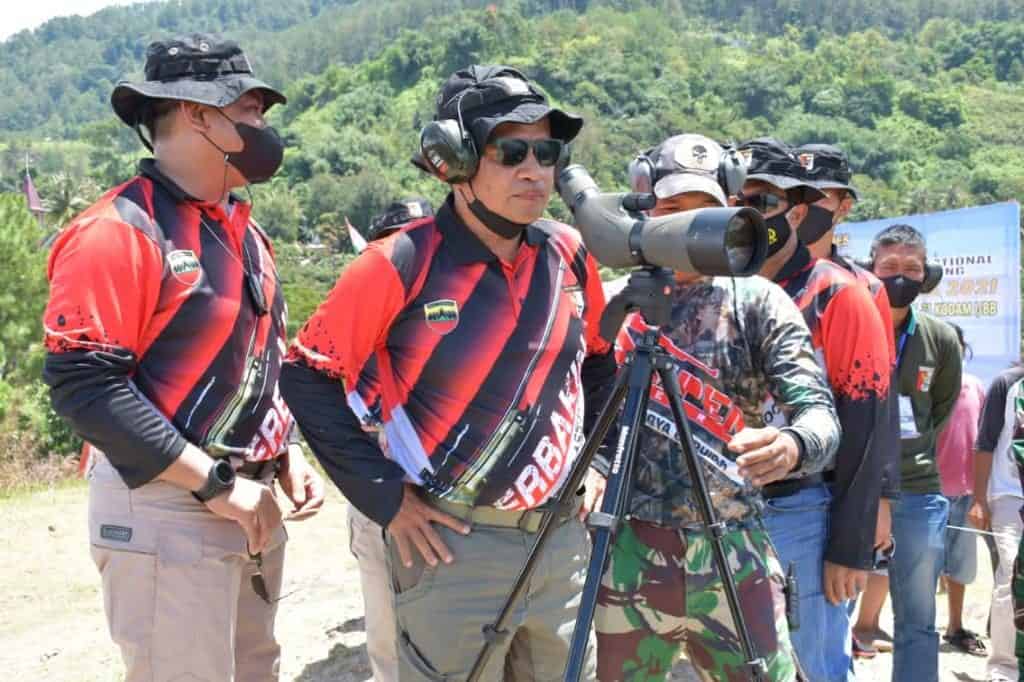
[1,0,155,41]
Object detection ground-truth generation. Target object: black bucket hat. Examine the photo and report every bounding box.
[436,65,583,149]
[111,33,286,127]
[737,137,825,203]
[794,143,860,200]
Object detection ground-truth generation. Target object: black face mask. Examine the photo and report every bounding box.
[204,111,285,184]
[764,212,792,258]
[798,205,835,246]
[882,275,922,308]
[466,182,531,239]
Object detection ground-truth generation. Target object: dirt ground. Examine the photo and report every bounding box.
[0,481,997,681]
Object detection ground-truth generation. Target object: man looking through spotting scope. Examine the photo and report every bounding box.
[585,133,839,682]
[280,65,617,681]
[737,138,892,681]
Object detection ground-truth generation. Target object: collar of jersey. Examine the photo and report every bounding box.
[775,242,813,285]
[436,193,549,266]
[139,158,250,240]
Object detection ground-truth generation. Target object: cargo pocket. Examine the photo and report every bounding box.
[384,532,437,605]
[397,630,450,681]
[150,528,231,682]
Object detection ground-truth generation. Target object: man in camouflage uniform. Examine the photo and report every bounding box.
[591,134,840,682]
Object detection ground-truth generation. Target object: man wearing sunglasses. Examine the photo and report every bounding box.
[736,138,892,682]
[41,34,324,682]
[281,64,616,681]
[589,133,839,681]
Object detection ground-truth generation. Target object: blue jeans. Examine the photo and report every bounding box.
[762,484,852,682]
[889,493,949,682]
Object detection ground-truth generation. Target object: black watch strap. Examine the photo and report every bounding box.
[192,459,236,503]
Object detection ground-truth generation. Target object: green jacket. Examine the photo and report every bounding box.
[896,308,962,494]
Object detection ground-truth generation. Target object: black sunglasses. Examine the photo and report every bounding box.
[736,192,785,213]
[249,551,297,604]
[490,137,565,168]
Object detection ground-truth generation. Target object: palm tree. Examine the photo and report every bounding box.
[40,172,101,229]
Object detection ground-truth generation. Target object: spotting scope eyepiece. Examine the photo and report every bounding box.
[557,164,768,277]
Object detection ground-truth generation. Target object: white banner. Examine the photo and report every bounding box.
[837,201,1021,387]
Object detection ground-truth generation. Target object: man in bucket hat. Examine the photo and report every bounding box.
[736,137,892,681]
[281,64,616,680]
[43,33,323,681]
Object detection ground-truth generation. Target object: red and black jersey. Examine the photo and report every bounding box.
[830,244,901,497]
[830,245,895,362]
[44,160,292,479]
[774,245,891,569]
[288,196,609,511]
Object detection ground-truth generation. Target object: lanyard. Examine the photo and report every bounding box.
[895,308,916,369]
[896,330,910,369]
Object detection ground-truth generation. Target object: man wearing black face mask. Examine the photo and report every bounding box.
[855,224,961,682]
[42,34,323,682]
[795,143,901,661]
[736,138,892,682]
[281,65,616,680]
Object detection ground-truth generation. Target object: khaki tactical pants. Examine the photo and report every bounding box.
[347,504,398,682]
[387,500,595,681]
[88,453,287,682]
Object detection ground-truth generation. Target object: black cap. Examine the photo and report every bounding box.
[794,143,859,200]
[111,33,286,127]
[737,137,825,203]
[368,198,435,241]
[436,65,583,149]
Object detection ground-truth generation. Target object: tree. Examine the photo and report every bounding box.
[0,194,49,383]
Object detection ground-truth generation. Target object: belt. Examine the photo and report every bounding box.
[762,473,826,500]
[425,495,582,533]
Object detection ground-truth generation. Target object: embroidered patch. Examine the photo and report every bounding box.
[424,299,459,335]
[917,366,935,392]
[798,152,815,171]
[99,524,133,543]
[167,249,202,286]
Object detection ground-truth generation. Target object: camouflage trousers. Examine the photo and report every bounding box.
[594,517,803,682]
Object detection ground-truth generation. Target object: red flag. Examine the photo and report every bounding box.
[22,170,44,215]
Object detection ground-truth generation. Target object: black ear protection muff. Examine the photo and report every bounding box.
[627,143,747,199]
[854,256,944,293]
[419,112,478,184]
[419,69,548,185]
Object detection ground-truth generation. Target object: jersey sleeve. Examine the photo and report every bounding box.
[42,217,186,487]
[755,283,839,477]
[44,217,163,356]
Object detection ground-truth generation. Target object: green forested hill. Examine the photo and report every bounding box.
[2,0,1024,470]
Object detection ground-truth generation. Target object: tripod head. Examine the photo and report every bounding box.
[599,268,675,342]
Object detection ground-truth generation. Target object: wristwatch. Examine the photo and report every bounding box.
[192,459,236,503]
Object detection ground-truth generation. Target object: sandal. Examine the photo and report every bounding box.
[944,628,987,656]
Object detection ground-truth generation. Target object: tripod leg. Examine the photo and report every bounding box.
[563,340,659,682]
[654,361,767,682]
[465,363,631,682]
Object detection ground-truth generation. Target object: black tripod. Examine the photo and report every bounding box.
[466,275,767,682]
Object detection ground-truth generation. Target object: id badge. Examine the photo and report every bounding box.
[899,395,920,439]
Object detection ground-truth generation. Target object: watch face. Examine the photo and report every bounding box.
[214,459,236,484]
